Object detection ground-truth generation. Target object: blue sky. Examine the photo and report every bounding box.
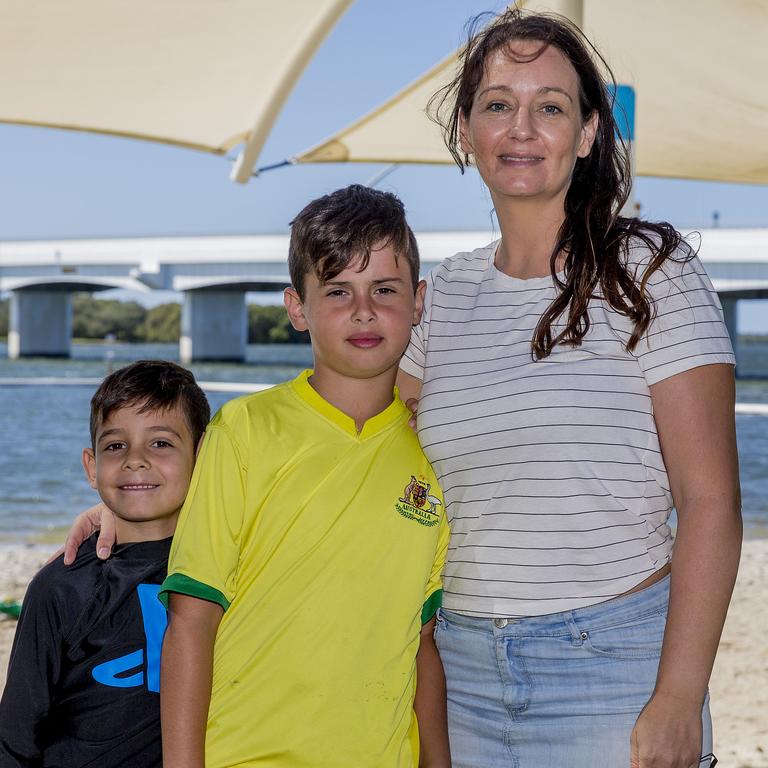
[1,0,767,330]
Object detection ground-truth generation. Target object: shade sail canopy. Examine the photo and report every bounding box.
[296,0,768,185]
[0,0,352,182]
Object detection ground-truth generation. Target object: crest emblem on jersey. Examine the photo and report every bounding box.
[396,475,442,526]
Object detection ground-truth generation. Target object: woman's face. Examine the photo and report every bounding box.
[460,41,597,207]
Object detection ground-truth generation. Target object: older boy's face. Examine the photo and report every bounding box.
[82,402,197,543]
[284,241,425,387]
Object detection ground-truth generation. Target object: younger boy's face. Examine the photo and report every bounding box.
[284,242,425,388]
[82,402,197,543]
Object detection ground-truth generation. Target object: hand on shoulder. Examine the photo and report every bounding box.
[62,502,116,565]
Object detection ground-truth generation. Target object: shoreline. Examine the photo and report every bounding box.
[1,540,766,764]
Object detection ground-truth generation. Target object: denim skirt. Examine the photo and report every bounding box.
[434,575,713,767]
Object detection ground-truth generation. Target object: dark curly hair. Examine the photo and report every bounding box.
[429,8,688,358]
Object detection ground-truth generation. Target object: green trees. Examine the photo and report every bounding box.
[247,305,307,344]
[0,294,308,345]
[72,295,146,341]
[139,302,181,342]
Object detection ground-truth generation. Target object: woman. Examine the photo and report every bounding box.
[396,9,740,768]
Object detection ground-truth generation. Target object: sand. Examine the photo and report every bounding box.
[1,540,766,765]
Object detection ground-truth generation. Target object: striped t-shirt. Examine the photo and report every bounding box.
[400,239,735,617]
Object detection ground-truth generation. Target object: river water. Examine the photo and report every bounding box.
[0,340,766,541]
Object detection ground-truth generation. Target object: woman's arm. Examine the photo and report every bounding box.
[396,370,423,430]
[414,617,451,767]
[161,593,223,768]
[396,369,423,404]
[631,363,741,768]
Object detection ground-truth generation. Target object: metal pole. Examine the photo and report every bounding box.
[528,0,583,26]
[365,164,400,189]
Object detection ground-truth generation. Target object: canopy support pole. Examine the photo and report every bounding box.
[229,0,354,184]
[365,164,400,188]
[533,0,583,25]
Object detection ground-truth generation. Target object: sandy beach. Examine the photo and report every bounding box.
[1,540,767,765]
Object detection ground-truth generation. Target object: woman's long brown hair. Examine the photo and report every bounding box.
[429,9,688,358]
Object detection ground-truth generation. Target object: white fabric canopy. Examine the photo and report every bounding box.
[0,0,352,182]
[296,0,768,184]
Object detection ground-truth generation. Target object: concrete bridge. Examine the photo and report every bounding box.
[1,229,767,366]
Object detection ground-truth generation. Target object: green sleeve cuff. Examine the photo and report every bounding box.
[158,573,231,611]
[421,589,442,624]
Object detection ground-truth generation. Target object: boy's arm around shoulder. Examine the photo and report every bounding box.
[414,617,450,767]
[160,594,223,768]
[0,559,73,765]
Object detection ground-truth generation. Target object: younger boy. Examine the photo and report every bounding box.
[159,185,451,768]
[0,361,209,767]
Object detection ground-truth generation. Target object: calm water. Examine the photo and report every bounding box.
[0,340,766,541]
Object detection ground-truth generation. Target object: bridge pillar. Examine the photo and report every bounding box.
[8,289,72,358]
[720,296,739,374]
[180,289,247,364]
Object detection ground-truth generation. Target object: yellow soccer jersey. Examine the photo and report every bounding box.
[160,371,449,768]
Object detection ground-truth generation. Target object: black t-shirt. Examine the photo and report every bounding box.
[0,534,171,767]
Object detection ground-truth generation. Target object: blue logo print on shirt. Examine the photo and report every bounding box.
[91,584,167,693]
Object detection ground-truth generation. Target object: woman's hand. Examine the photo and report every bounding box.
[630,691,704,767]
[396,369,423,432]
[405,397,419,431]
[62,502,116,564]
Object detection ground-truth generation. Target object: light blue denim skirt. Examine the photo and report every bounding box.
[435,575,713,767]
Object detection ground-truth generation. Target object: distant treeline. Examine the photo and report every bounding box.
[0,296,308,344]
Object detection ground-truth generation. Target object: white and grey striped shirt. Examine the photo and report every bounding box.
[401,240,735,617]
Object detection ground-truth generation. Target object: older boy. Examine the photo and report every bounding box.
[159,185,451,768]
[0,361,209,767]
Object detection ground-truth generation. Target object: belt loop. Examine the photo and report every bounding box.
[565,614,582,644]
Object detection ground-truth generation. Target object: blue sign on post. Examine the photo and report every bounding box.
[609,84,635,142]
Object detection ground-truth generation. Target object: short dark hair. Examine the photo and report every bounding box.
[288,184,420,300]
[89,360,210,448]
